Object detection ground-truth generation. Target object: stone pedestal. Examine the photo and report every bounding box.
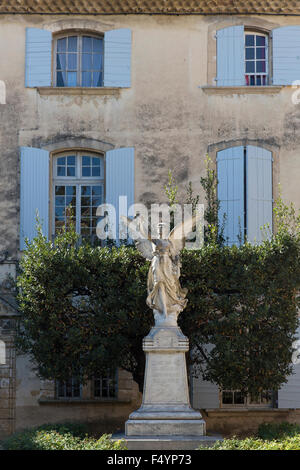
[126,325,205,438]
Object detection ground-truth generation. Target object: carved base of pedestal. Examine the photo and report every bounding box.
[126,325,207,440]
[126,419,206,437]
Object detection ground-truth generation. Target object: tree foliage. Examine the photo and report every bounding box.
[16,162,300,396]
[17,223,300,395]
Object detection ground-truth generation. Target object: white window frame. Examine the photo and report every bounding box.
[220,389,274,409]
[56,378,83,399]
[52,150,105,238]
[53,33,104,87]
[245,31,269,86]
[93,370,118,399]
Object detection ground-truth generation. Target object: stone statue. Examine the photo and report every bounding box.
[122,215,197,327]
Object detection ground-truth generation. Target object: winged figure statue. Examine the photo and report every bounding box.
[122,215,197,326]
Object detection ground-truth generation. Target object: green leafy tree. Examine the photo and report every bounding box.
[16,164,300,397]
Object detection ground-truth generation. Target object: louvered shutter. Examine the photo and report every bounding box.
[25,28,52,87]
[273,26,300,85]
[217,147,245,245]
[106,148,135,240]
[20,147,50,250]
[216,26,245,86]
[246,146,273,244]
[104,29,132,87]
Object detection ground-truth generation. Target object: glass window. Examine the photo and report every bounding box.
[93,370,118,399]
[53,152,104,241]
[57,378,81,399]
[221,390,273,408]
[56,35,104,87]
[245,33,268,86]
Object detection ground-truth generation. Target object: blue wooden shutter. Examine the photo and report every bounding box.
[246,146,273,244]
[217,147,244,245]
[106,148,135,240]
[273,26,300,85]
[20,147,50,250]
[104,29,132,87]
[278,326,300,409]
[216,26,245,86]
[25,28,52,87]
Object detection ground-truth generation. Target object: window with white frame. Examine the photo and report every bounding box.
[55,34,104,87]
[221,390,273,408]
[216,26,272,87]
[53,151,104,240]
[245,32,269,86]
[56,378,82,399]
[93,370,118,399]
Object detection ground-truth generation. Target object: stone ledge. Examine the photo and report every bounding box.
[204,408,300,415]
[38,398,131,405]
[201,86,283,95]
[37,87,123,96]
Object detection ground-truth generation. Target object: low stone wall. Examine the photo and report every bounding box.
[202,409,300,437]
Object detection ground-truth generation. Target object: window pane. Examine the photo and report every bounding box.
[67,156,75,165]
[55,207,65,218]
[68,54,77,70]
[245,35,254,46]
[256,35,265,46]
[66,195,76,205]
[82,54,92,70]
[82,71,92,87]
[82,36,93,52]
[81,197,90,206]
[57,166,66,177]
[92,71,102,87]
[256,48,266,60]
[55,186,65,196]
[93,54,103,70]
[82,156,90,166]
[67,72,77,87]
[93,38,103,52]
[81,186,91,196]
[92,186,102,196]
[55,197,65,207]
[92,157,100,166]
[57,38,67,52]
[92,167,100,177]
[256,61,266,73]
[57,71,66,87]
[246,61,255,73]
[67,166,75,177]
[66,186,76,196]
[82,166,91,177]
[246,48,255,60]
[234,391,245,404]
[68,36,78,52]
[222,391,233,404]
[57,53,66,70]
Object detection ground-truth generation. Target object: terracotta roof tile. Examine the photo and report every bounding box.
[0,0,300,15]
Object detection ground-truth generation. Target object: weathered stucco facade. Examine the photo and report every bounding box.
[1,3,300,437]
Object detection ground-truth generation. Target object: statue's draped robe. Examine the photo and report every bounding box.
[146,251,188,315]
